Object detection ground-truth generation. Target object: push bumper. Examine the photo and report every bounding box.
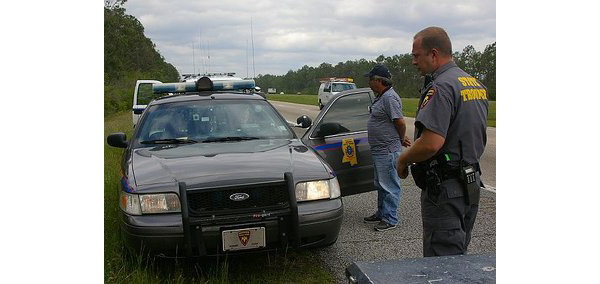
[121,197,343,257]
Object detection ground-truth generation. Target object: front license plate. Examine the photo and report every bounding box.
[222,227,266,251]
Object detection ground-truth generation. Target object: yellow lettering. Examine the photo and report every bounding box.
[468,77,480,87]
[458,77,468,86]
[461,88,487,102]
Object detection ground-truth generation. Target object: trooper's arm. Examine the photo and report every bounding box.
[396,128,445,178]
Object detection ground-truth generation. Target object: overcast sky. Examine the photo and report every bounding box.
[123,0,495,77]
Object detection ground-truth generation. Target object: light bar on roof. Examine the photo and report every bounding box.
[211,79,255,90]
[152,77,256,94]
[152,82,197,94]
[318,77,354,83]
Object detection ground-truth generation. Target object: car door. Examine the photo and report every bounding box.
[301,88,375,196]
[132,79,162,127]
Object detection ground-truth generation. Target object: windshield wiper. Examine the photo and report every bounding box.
[201,136,260,143]
[140,138,198,144]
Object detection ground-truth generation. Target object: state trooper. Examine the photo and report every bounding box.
[396,27,488,257]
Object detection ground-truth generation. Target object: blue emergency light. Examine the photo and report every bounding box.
[152,82,197,93]
[153,76,256,94]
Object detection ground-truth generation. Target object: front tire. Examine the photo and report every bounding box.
[319,100,324,110]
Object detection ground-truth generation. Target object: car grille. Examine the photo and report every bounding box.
[187,182,289,216]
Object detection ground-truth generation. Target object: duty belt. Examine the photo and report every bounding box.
[425,161,481,181]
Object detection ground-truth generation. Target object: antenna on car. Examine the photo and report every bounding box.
[251,16,255,79]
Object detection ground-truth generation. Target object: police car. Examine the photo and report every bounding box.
[317,77,357,110]
[107,77,377,257]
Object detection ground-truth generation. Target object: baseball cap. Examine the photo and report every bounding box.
[364,64,392,79]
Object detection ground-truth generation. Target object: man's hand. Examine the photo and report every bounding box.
[401,136,412,147]
[396,157,409,179]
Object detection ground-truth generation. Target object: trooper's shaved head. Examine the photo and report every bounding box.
[414,26,453,57]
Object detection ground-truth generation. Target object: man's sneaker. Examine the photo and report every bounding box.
[363,214,381,223]
[374,221,397,231]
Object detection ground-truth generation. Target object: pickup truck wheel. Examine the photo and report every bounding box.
[319,100,324,110]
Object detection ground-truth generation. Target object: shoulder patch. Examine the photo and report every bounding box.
[420,87,435,109]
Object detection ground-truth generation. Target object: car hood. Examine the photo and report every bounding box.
[131,139,331,189]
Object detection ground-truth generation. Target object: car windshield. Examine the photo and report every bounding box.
[135,99,294,146]
[332,83,356,92]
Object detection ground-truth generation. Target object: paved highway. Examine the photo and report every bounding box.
[269,100,496,283]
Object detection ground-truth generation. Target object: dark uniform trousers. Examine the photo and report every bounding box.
[421,173,481,257]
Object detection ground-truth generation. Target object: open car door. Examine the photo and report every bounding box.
[301,88,376,196]
[132,79,162,127]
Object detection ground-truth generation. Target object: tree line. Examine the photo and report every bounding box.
[255,42,496,100]
[104,0,496,117]
[104,1,179,116]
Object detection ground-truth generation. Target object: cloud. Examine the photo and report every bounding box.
[124,0,496,76]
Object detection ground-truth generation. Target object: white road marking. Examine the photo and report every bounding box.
[482,184,496,193]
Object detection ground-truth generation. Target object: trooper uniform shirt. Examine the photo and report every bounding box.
[415,61,488,257]
[415,61,488,165]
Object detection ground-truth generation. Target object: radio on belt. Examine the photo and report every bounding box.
[459,141,479,205]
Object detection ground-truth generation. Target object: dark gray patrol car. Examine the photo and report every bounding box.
[107,77,376,257]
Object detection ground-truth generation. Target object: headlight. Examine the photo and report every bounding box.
[120,191,141,215]
[120,192,181,215]
[140,193,181,214]
[295,177,340,202]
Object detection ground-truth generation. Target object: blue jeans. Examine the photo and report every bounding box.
[373,151,402,225]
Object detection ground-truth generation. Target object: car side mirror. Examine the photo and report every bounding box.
[296,115,312,128]
[107,132,128,148]
[314,122,349,138]
[323,88,330,92]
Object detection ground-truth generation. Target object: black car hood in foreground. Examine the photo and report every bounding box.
[130,139,332,190]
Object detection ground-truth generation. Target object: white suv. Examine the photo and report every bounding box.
[317,78,356,110]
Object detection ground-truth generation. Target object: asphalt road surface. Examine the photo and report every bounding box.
[269,100,497,283]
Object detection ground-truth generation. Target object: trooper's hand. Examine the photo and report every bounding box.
[401,136,412,147]
[396,158,409,179]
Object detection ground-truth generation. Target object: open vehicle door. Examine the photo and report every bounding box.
[301,88,376,196]
[132,79,162,127]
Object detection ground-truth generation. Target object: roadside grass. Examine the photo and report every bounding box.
[266,94,318,105]
[104,112,334,283]
[487,101,496,127]
[401,98,419,118]
[267,94,496,127]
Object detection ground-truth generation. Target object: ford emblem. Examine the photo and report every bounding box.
[229,193,250,202]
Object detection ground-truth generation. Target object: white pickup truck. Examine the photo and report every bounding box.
[317,78,356,110]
